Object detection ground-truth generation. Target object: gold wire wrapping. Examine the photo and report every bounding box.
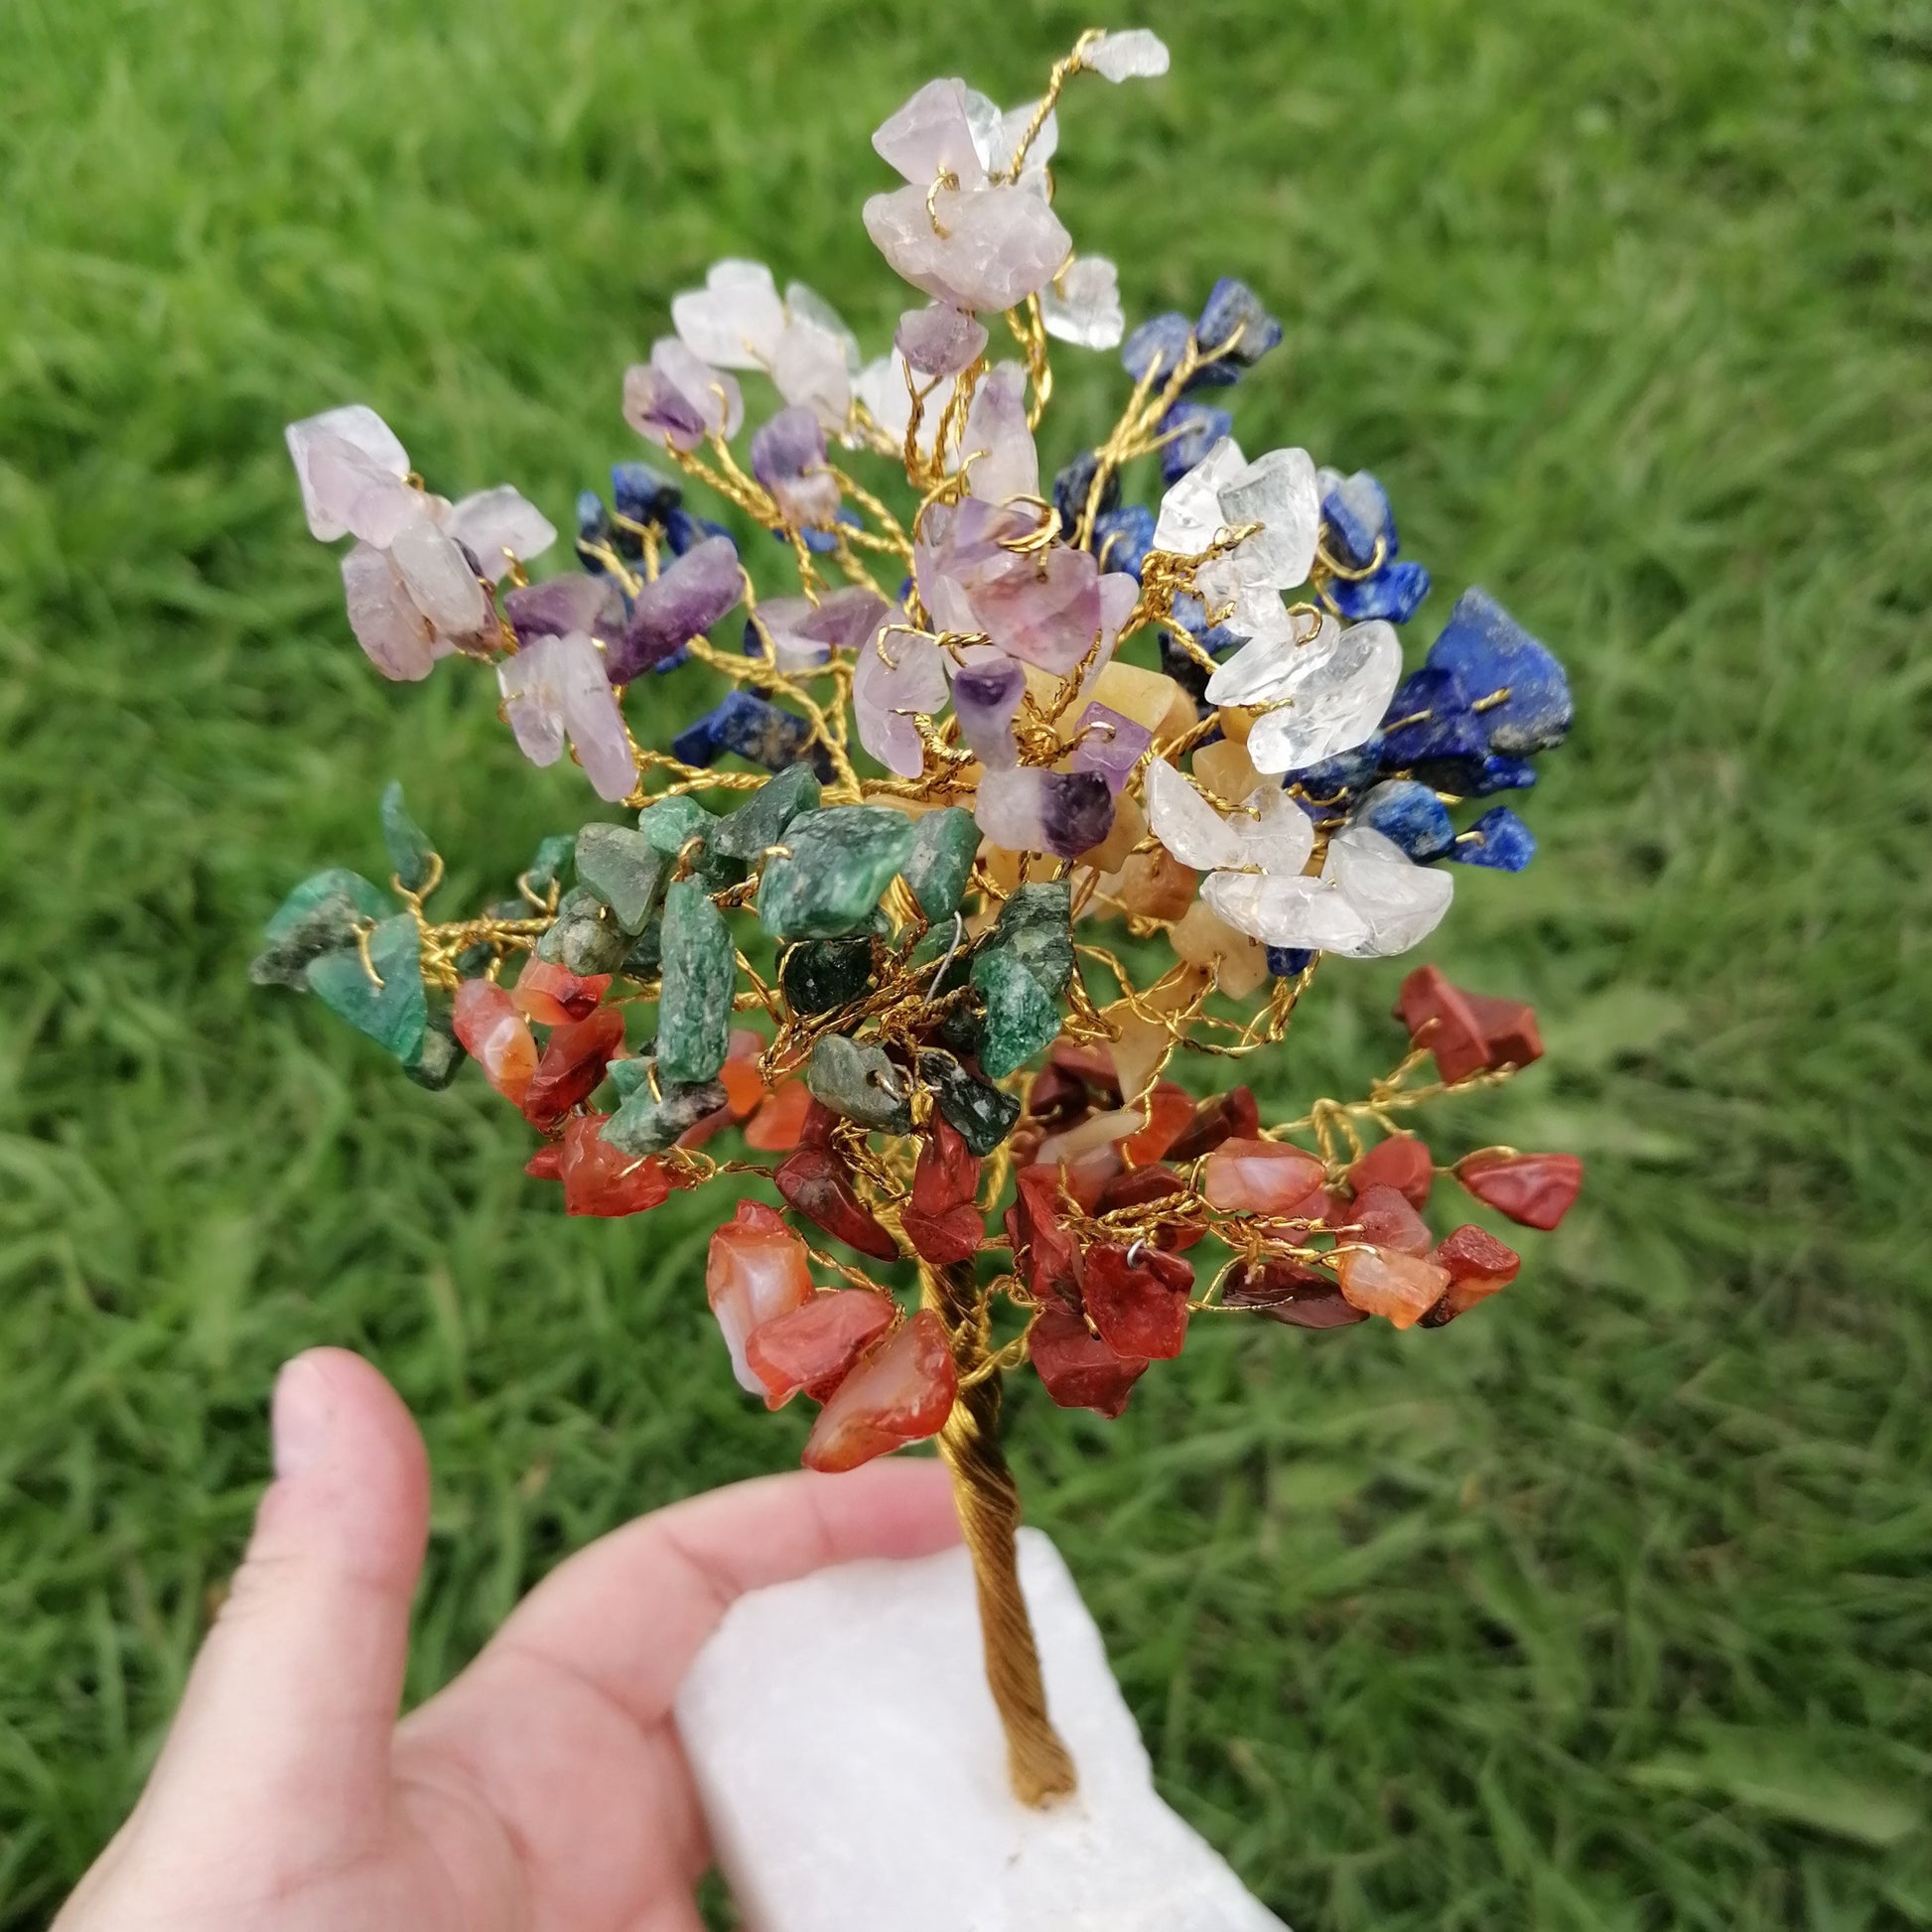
[920,1258,1078,1806]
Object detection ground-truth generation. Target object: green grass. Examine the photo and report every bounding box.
[4,0,1930,1922]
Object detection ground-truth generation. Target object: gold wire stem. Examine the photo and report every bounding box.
[1000,29,1105,183]
[920,1258,1077,1808]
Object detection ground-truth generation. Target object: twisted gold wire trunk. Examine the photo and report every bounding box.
[919,1259,1078,1808]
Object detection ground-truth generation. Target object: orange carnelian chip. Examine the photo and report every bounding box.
[705,1200,816,1395]
[453,979,538,1106]
[511,957,612,1028]
[559,1113,675,1218]
[745,1289,897,1409]
[1334,1246,1450,1328]
[802,1310,958,1472]
[745,1078,813,1152]
[1200,1138,1324,1214]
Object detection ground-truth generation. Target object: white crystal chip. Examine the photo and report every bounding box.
[1145,760,1243,871]
[1243,620,1403,774]
[1040,255,1125,350]
[1085,29,1172,81]
[1227,781,1315,874]
[1215,447,1320,590]
[1152,437,1247,556]
[675,1531,1288,1932]
[1323,823,1453,954]
[1204,823,1450,958]
[1202,869,1370,955]
[1206,611,1336,710]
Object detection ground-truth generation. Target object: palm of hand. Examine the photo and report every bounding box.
[55,1349,958,1932]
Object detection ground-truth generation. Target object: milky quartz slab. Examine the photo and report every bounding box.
[676,1531,1288,1932]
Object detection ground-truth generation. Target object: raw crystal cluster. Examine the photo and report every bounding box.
[260,28,1582,1485]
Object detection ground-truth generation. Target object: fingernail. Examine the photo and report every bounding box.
[272,1354,331,1479]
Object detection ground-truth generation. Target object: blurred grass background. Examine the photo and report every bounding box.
[4,0,1929,1922]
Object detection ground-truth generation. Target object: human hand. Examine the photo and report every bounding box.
[55,1346,959,1932]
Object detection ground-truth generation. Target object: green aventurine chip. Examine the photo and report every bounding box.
[658,879,734,1085]
[713,762,822,863]
[756,806,916,942]
[538,886,625,974]
[304,914,428,1062]
[525,833,576,897]
[902,807,981,922]
[379,780,438,893]
[265,868,389,941]
[574,822,667,933]
[986,881,1074,997]
[638,795,717,854]
[972,949,1060,1080]
[806,1034,913,1134]
[603,1067,729,1156]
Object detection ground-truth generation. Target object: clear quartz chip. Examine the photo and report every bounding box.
[1085,28,1172,81]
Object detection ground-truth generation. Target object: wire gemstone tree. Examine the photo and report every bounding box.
[257,27,1583,1808]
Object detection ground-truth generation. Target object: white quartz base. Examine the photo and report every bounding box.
[674,1528,1288,1932]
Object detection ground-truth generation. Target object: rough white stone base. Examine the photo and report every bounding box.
[675,1528,1289,1932]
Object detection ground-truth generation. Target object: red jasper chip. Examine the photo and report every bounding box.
[1336,1182,1434,1258]
[1029,1303,1148,1417]
[773,1147,900,1261]
[746,1289,898,1406]
[1346,1135,1434,1209]
[744,1078,813,1152]
[901,1120,985,1267]
[1221,1257,1367,1329]
[1082,1242,1193,1361]
[511,957,612,1028]
[520,1006,625,1128]
[559,1112,676,1217]
[523,1143,564,1182]
[801,1309,958,1472]
[1394,965,1544,1085]
[1096,1166,1205,1250]
[1167,1085,1261,1162]
[1005,1165,1084,1304]
[1025,1062,1092,1131]
[1120,1080,1195,1168]
[1047,1037,1122,1099]
[1422,1224,1522,1326]
[1453,1151,1583,1230]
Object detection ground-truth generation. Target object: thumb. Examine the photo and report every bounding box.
[139,1347,430,1853]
